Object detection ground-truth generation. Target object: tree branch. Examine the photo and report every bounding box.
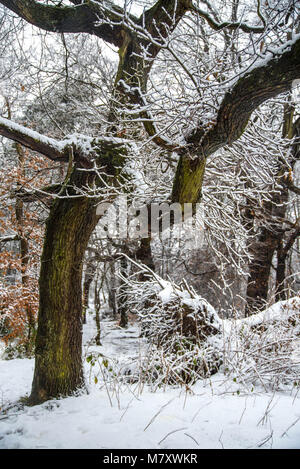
[0,116,69,161]
[191,36,300,157]
[12,184,62,203]
[0,0,136,47]
[283,173,300,195]
[190,2,265,34]
[0,234,21,243]
[114,0,191,150]
[172,35,300,203]
[282,222,300,257]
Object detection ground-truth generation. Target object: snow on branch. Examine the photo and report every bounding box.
[0,117,132,168]
[190,2,265,34]
[172,34,300,205]
[188,34,300,158]
[0,116,69,161]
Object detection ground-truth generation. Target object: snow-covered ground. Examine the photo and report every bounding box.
[0,313,300,449]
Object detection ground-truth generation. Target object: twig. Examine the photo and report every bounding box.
[143,398,175,431]
[120,397,134,422]
[218,430,224,449]
[158,427,188,446]
[257,431,273,448]
[281,416,300,438]
[238,398,248,425]
[191,400,212,423]
[184,432,199,446]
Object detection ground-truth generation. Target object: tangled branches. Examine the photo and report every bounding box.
[119,261,300,391]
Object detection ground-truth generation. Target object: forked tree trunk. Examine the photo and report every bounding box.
[29,170,98,405]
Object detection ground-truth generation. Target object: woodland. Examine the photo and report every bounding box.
[0,2,300,448]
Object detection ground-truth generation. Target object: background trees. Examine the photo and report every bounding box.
[0,0,299,404]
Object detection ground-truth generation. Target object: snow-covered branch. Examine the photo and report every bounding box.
[0,116,69,162]
[172,34,300,204]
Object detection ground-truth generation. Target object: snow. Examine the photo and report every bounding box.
[223,33,300,94]
[1,315,300,450]
[234,297,300,328]
[222,296,300,335]
[0,116,62,151]
[0,117,131,158]
[61,134,131,154]
[157,282,174,304]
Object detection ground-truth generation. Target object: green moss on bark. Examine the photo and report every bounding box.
[29,170,98,405]
[171,155,206,205]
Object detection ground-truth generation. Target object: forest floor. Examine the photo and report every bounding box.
[0,312,300,449]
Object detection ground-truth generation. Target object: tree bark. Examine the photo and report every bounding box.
[245,96,294,315]
[93,272,102,346]
[275,225,300,302]
[28,169,98,405]
[82,257,97,324]
[245,224,279,315]
[118,256,129,328]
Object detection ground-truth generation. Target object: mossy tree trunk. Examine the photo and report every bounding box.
[29,169,98,405]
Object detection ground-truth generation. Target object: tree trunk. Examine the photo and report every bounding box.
[245,95,294,315]
[14,144,36,352]
[245,226,278,315]
[94,273,102,346]
[275,242,287,302]
[136,237,155,273]
[118,256,129,328]
[16,199,36,353]
[82,258,97,324]
[29,169,98,405]
[275,225,300,302]
[107,260,118,319]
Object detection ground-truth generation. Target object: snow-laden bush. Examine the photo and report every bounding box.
[119,260,300,391]
[222,296,300,390]
[132,280,223,386]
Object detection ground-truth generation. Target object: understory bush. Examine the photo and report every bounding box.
[118,263,300,392]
